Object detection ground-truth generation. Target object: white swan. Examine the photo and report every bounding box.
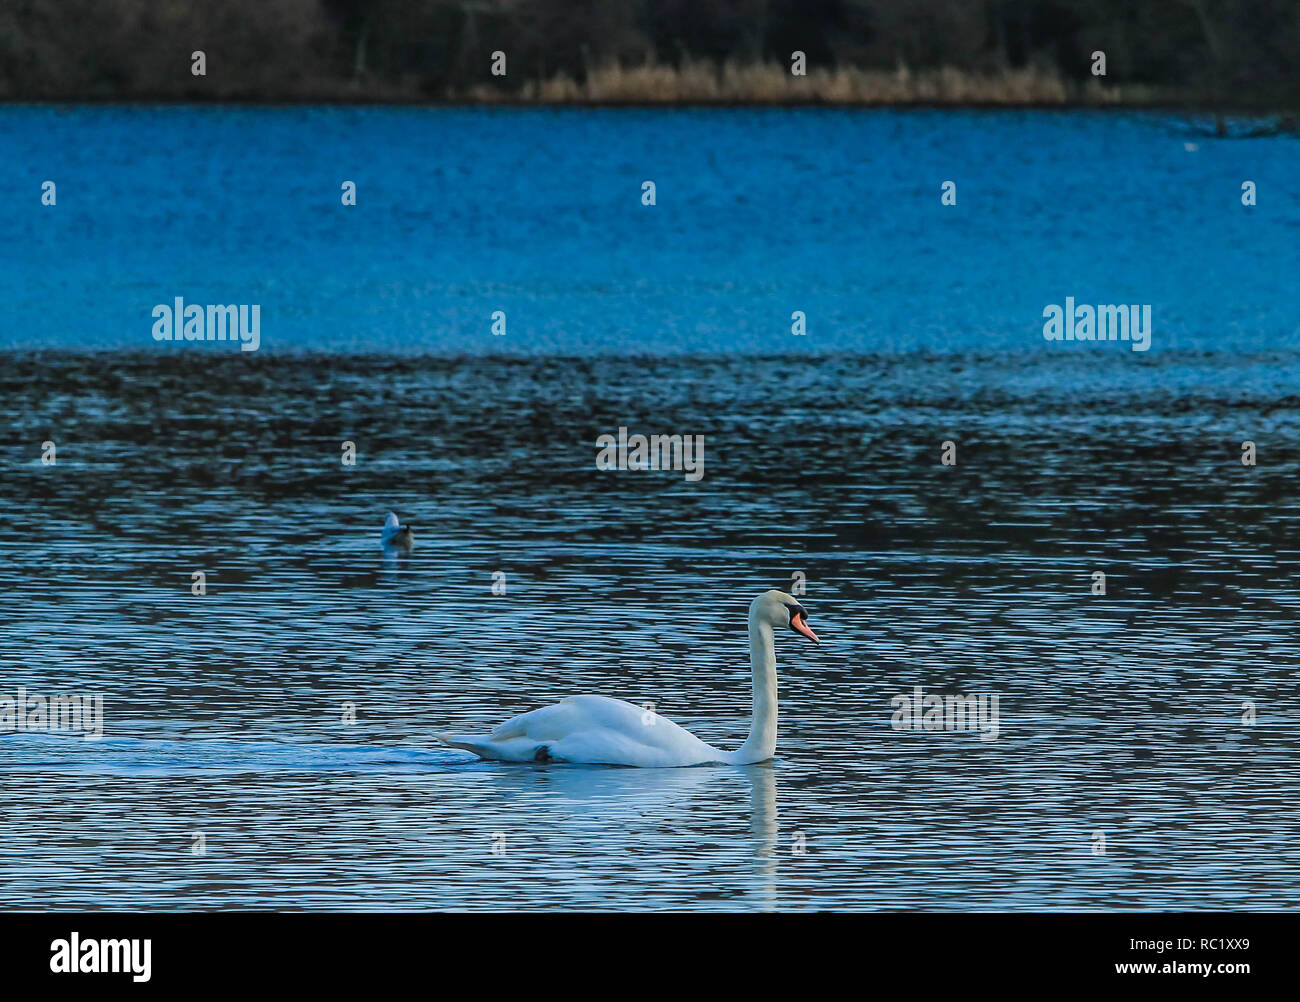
[381,511,413,550]
[436,590,819,767]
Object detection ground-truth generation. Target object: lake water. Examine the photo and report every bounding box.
[0,107,1298,910]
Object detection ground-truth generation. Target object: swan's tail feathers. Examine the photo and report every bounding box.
[383,511,400,531]
[434,731,498,759]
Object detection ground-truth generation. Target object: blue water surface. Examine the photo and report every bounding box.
[0,107,1298,911]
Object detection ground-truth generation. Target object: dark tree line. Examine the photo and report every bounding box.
[1,0,1296,105]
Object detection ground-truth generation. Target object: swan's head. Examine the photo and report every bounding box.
[753,590,819,644]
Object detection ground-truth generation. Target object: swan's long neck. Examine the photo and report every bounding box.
[728,610,778,764]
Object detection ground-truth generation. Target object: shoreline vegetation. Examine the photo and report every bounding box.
[5,61,1298,121]
[250,62,1282,115]
[9,66,1296,137]
[1,1,1296,125]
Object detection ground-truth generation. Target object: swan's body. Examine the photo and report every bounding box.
[381,511,413,550]
[437,590,819,767]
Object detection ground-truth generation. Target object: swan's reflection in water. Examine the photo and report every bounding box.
[380,543,412,567]
[460,759,781,909]
[745,764,779,911]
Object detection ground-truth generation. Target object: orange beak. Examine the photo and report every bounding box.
[791,611,820,644]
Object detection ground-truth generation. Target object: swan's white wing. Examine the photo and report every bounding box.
[383,512,400,530]
[441,695,728,767]
[487,699,583,740]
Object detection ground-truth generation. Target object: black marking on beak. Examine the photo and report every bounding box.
[785,603,812,636]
